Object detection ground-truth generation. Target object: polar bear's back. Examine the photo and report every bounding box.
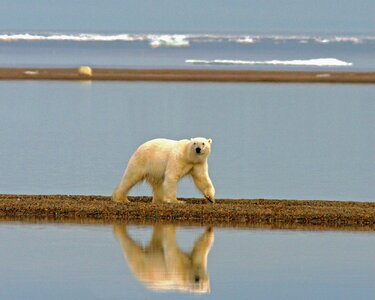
[142,138,178,149]
[138,138,186,155]
[129,139,188,180]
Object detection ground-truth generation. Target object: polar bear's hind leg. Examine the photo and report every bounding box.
[149,179,164,204]
[112,167,146,203]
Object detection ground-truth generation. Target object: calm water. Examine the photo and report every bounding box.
[0,81,374,201]
[1,223,374,300]
[2,1,374,34]
[0,34,374,71]
[1,2,374,70]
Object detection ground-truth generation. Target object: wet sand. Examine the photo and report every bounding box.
[0,68,375,83]
[1,194,375,229]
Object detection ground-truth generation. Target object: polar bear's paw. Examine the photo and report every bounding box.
[164,198,186,204]
[205,195,215,204]
[112,190,129,203]
[204,186,215,204]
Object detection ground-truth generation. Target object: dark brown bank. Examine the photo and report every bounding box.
[1,194,375,230]
[1,68,375,83]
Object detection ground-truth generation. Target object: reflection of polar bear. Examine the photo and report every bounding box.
[113,225,214,293]
[112,137,215,204]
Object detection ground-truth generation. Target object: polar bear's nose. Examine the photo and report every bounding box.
[196,147,201,154]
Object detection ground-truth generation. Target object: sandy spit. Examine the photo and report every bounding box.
[0,68,374,83]
[1,194,375,229]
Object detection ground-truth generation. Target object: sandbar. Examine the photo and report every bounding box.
[0,68,374,83]
[1,194,375,230]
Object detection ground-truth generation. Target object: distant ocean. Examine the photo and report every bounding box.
[0,32,374,71]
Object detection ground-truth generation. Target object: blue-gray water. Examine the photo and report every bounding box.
[1,0,374,71]
[0,34,374,71]
[0,81,374,201]
[1,223,375,300]
[1,1,374,35]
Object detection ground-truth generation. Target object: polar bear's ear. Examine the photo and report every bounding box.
[208,138,213,144]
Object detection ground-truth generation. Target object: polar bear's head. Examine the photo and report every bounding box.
[189,137,212,160]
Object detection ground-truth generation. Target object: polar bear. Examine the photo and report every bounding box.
[112,137,215,204]
[113,224,214,293]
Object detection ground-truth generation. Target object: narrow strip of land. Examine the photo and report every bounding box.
[0,68,374,83]
[1,194,375,229]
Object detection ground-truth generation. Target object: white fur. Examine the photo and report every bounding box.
[113,225,214,293]
[112,137,215,204]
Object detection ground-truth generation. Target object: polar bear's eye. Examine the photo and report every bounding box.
[202,143,205,146]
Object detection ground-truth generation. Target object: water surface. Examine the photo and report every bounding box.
[1,1,374,34]
[0,81,373,201]
[1,223,374,299]
[1,0,374,70]
[0,35,374,71]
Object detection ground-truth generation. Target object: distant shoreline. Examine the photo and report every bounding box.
[0,68,375,84]
[1,194,375,229]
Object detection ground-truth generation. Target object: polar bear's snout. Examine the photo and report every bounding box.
[195,147,201,154]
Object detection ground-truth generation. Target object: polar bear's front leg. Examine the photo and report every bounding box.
[191,164,215,203]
